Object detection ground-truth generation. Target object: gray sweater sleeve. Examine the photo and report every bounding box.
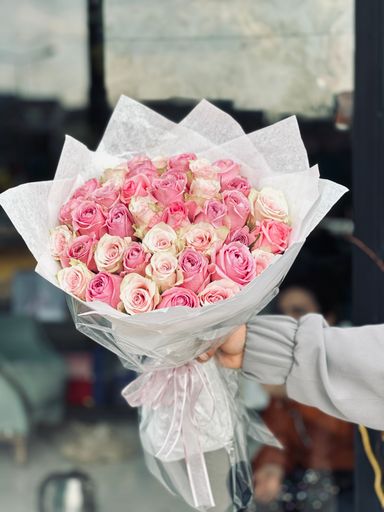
[243,313,384,430]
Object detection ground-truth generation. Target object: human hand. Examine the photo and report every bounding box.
[197,325,246,369]
[254,464,283,504]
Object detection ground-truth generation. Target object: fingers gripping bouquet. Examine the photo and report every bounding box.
[0,97,346,511]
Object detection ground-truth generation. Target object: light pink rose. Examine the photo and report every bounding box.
[59,198,83,226]
[91,181,120,209]
[94,234,131,273]
[253,219,291,254]
[151,171,187,205]
[49,225,73,260]
[225,226,258,247]
[213,242,256,286]
[252,249,277,276]
[152,156,168,172]
[127,156,157,177]
[121,174,151,203]
[106,203,134,238]
[178,248,212,293]
[142,223,178,254]
[189,158,218,179]
[70,178,100,200]
[190,178,221,201]
[146,252,181,292]
[161,201,190,230]
[185,200,200,222]
[128,196,159,229]
[222,176,251,197]
[62,234,98,271]
[213,159,241,187]
[86,272,122,308]
[167,153,197,173]
[72,201,107,239]
[57,262,94,300]
[182,222,226,254]
[251,187,289,223]
[122,242,151,276]
[199,279,241,306]
[195,199,227,228]
[157,286,199,309]
[120,273,160,314]
[223,190,250,231]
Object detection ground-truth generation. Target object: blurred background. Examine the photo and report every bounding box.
[0,1,382,511]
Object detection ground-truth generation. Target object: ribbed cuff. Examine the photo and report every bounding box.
[242,315,298,385]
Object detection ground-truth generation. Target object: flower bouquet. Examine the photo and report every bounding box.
[0,97,346,511]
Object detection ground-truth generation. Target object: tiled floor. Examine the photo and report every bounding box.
[0,418,192,512]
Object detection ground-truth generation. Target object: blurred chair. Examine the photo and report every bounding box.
[0,314,66,463]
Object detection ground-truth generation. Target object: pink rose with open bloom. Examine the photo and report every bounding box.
[190,178,221,202]
[167,153,197,173]
[142,223,178,254]
[57,262,94,300]
[214,159,241,187]
[195,199,227,228]
[120,273,160,314]
[70,178,100,200]
[121,174,151,203]
[128,196,159,229]
[106,203,134,238]
[225,226,258,246]
[59,198,82,226]
[222,176,251,197]
[151,172,187,205]
[127,156,157,177]
[223,190,250,231]
[214,241,256,286]
[253,219,291,254]
[157,287,199,309]
[252,249,277,276]
[182,222,225,254]
[250,187,289,223]
[62,235,98,271]
[86,272,122,308]
[49,225,73,260]
[91,181,120,209]
[199,279,241,306]
[72,201,107,239]
[146,251,181,292]
[189,158,218,179]
[161,201,190,230]
[122,242,151,276]
[178,248,212,293]
[95,234,131,273]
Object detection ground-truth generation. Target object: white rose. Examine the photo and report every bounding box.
[95,234,131,273]
[49,225,74,259]
[142,222,178,254]
[252,187,289,223]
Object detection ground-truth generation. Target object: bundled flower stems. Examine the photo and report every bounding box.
[0,97,346,511]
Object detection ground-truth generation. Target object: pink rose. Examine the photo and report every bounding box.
[161,201,190,230]
[62,235,98,271]
[57,262,94,300]
[70,178,100,200]
[253,219,291,254]
[182,222,226,254]
[72,201,107,239]
[95,234,131,273]
[189,158,218,179]
[86,272,122,309]
[214,242,256,286]
[128,156,157,177]
[122,242,151,276]
[190,178,221,202]
[195,199,227,228]
[106,203,134,237]
[142,223,178,254]
[225,226,258,247]
[91,181,120,209]
[146,252,181,292]
[199,279,241,306]
[128,196,159,229]
[223,190,250,231]
[120,273,160,314]
[167,153,197,173]
[121,174,151,203]
[178,248,212,293]
[49,225,73,260]
[222,176,251,197]
[213,159,241,187]
[59,198,82,226]
[252,249,277,276]
[157,287,199,309]
[250,187,289,223]
[151,172,187,205]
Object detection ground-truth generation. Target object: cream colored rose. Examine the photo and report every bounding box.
[100,164,127,185]
[146,251,182,292]
[120,273,160,314]
[251,249,278,276]
[49,225,74,259]
[190,178,221,200]
[142,222,178,254]
[182,222,226,254]
[95,234,131,273]
[57,262,94,300]
[152,155,168,171]
[189,158,218,179]
[251,187,289,223]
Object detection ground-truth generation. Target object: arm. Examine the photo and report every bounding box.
[243,314,384,430]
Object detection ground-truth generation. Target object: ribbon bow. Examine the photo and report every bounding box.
[122,362,216,509]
